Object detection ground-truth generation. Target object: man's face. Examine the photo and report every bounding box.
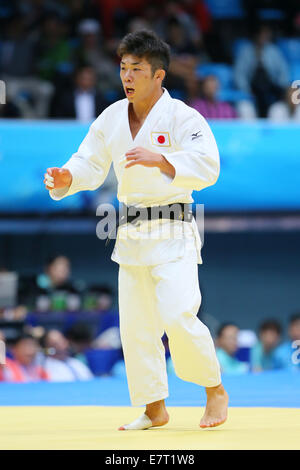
[120,54,158,104]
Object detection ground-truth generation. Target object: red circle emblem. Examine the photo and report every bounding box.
[157,135,165,144]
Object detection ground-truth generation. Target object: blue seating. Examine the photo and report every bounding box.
[196,63,254,103]
[169,89,186,101]
[289,63,300,83]
[277,39,300,63]
[258,9,285,20]
[232,38,251,59]
[204,0,245,19]
[196,63,233,89]
[85,348,122,376]
[218,88,253,103]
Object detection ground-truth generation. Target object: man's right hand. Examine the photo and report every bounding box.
[44,167,72,191]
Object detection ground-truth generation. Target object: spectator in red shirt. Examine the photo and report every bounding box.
[1,334,48,383]
[189,75,237,119]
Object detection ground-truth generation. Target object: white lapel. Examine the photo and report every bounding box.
[126,88,172,145]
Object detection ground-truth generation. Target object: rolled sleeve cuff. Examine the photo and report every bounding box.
[49,162,81,201]
[160,152,191,188]
[160,153,176,185]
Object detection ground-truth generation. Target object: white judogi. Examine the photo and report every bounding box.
[50,88,221,405]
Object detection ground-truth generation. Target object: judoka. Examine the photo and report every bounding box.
[44,30,228,430]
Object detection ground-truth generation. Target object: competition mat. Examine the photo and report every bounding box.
[0,371,299,450]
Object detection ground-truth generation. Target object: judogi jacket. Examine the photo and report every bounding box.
[50,89,220,266]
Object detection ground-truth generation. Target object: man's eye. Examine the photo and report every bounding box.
[133,68,140,71]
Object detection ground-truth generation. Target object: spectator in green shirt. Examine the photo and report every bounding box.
[250,320,283,372]
[216,323,249,375]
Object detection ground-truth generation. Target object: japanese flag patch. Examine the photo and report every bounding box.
[151,132,171,147]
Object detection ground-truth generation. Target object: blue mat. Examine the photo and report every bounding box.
[0,371,299,407]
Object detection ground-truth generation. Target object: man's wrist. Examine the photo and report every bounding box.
[158,154,175,178]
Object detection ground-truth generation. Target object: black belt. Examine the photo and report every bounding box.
[105,203,193,246]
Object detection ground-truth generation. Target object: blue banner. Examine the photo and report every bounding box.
[0,119,299,212]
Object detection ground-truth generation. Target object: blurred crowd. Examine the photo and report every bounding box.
[0,0,300,121]
[0,0,300,383]
[0,252,299,382]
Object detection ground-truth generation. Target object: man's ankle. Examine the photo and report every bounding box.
[205,383,225,395]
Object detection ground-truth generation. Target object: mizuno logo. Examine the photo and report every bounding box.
[191,131,201,140]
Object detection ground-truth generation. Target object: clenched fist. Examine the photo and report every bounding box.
[44,167,72,191]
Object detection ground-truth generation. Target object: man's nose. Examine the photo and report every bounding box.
[124,70,133,81]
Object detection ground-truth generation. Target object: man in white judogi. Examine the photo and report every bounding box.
[44,30,228,430]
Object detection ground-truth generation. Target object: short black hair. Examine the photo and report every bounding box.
[216,323,238,338]
[259,320,282,335]
[12,333,37,346]
[289,313,300,325]
[45,254,69,267]
[117,30,170,76]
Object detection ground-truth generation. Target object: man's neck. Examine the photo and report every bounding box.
[131,87,164,122]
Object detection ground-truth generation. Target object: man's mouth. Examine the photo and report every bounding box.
[125,87,135,97]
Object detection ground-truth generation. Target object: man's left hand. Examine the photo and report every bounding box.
[124,147,163,169]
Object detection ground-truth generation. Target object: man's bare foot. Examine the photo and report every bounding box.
[145,400,169,428]
[200,383,228,429]
[118,399,169,430]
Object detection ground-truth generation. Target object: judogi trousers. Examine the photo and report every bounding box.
[118,250,221,406]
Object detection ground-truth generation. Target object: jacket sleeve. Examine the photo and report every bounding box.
[161,108,220,191]
[50,112,112,201]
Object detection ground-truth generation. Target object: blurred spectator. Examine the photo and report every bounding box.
[216,323,249,374]
[75,18,121,96]
[0,14,37,77]
[40,329,93,381]
[276,314,300,371]
[234,24,289,117]
[164,18,202,99]
[92,327,121,350]
[250,320,283,372]
[36,13,73,86]
[83,284,116,314]
[65,322,93,359]
[95,285,115,312]
[0,14,54,118]
[82,284,120,341]
[155,0,203,47]
[166,17,199,56]
[38,255,76,292]
[1,334,48,382]
[17,0,70,34]
[243,0,300,36]
[0,267,27,321]
[268,85,300,121]
[0,99,21,118]
[19,254,82,311]
[0,329,5,381]
[189,75,237,119]
[50,65,108,120]
[65,0,100,38]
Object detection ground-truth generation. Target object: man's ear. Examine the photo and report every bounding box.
[155,69,166,82]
